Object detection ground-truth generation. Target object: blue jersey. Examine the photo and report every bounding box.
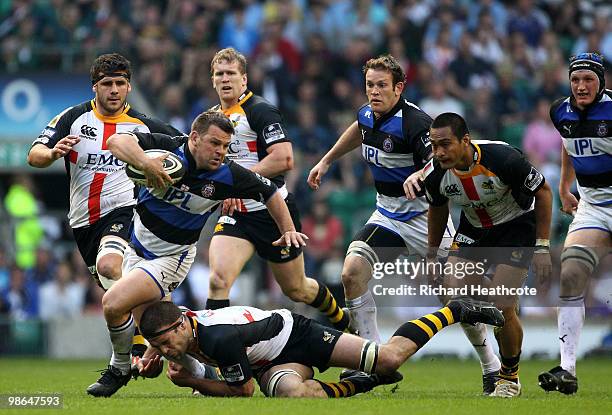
[550,89,612,206]
[357,98,433,221]
[129,132,278,257]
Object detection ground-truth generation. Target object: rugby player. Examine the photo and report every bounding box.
[27,53,181,369]
[308,55,501,393]
[136,297,504,398]
[538,52,612,395]
[206,48,348,331]
[86,110,307,397]
[418,112,553,397]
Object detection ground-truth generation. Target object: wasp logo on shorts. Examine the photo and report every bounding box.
[214,223,224,233]
[280,246,291,259]
[109,223,124,233]
[80,125,98,139]
[323,331,336,344]
[511,250,524,262]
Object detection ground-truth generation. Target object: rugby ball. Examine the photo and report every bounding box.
[126,149,185,186]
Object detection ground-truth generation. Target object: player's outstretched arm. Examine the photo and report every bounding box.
[265,191,309,248]
[107,133,173,189]
[27,136,80,168]
[307,121,361,190]
[559,146,578,215]
[167,362,254,397]
[532,181,553,289]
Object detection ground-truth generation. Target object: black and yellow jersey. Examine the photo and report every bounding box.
[423,140,545,228]
[212,90,291,212]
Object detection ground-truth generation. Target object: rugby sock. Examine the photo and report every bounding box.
[131,326,147,358]
[315,379,366,398]
[346,291,381,342]
[558,296,585,376]
[109,313,135,374]
[309,282,350,332]
[392,306,456,349]
[460,322,501,374]
[206,298,230,310]
[499,353,520,383]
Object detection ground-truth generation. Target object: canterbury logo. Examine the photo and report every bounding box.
[80,125,97,138]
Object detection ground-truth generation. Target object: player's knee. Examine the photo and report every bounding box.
[101,291,126,319]
[96,257,121,281]
[341,262,368,289]
[208,271,231,294]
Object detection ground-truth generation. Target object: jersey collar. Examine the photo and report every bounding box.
[452,142,482,176]
[90,99,131,122]
[372,96,403,128]
[222,89,253,115]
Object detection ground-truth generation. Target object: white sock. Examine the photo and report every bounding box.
[176,354,208,379]
[346,291,381,343]
[460,322,501,374]
[558,296,585,376]
[109,314,135,374]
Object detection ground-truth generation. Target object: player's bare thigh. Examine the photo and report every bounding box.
[564,228,611,255]
[208,235,256,293]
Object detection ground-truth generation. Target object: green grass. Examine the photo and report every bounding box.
[1,358,611,414]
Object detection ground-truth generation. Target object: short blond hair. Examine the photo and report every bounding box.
[210,47,247,76]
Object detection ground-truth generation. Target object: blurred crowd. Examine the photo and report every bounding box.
[1,0,611,321]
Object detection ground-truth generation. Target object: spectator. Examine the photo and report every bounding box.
[302,199,344,274]
[1,266,38,320]
[419,79,464,119]
[38,261,85,320]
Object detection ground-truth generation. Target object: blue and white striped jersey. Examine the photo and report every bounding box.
[130,132,278,257]
[550,90,612,206]
[357,98,433,221]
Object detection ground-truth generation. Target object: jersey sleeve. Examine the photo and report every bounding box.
[422,159,448,206]
[131,132,186,151]
[31,106,74,149]
[224,161,278,202]
[140,115,184,136]
[493,146,546,209]
[248,101,291,151]
[404,105,434,169]
[199,326,253,386]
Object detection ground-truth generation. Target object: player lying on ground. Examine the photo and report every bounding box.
[136,298,504,398]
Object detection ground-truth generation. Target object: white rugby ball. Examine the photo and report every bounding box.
[126,149,185,186]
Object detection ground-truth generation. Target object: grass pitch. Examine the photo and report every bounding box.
[1,358,610,414]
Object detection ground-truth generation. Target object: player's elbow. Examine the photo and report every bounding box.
[27,147,47,168]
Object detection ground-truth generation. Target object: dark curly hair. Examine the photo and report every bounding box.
[90,53,132,85]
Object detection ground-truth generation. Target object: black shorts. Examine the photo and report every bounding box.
[253,313,341,381]
[353,223,408,263]
[212,193,302,263]
[451,210,536,268]
[72,206,133,271]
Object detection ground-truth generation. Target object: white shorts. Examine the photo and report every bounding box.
[366,210,455,257]
[568,199,612,235]
[122,245,196,299]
